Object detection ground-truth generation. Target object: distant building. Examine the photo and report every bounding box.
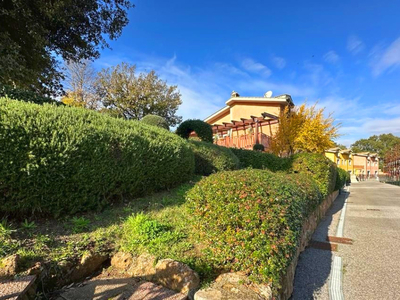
[204,91,293,150]
[325,148,379,180]
[384,144,400,180]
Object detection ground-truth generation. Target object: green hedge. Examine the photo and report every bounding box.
[230,148,290,172]
[186,169,322,286]
[189,140,240,175]
[141,114,169,130]
[176,119,213,143]
[0,98,194,216]
[335,168,350,190]
[252,143,265,152]
[0,84,61,105]
[289,153,337,198]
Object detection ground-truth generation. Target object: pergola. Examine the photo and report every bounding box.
[211,112,279,144]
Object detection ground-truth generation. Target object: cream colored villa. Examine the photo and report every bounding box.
[204,91,294,150]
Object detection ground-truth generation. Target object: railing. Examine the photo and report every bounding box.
[215,133,271,150]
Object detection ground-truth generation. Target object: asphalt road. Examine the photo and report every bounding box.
[341,180,400,300]
[292,180,400,300]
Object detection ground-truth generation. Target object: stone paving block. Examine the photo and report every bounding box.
[57,277,187,300]
[128,281,187,300]
[0,275,36,300]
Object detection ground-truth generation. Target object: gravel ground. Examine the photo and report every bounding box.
[341,181,400,300]
[291,190,348,300]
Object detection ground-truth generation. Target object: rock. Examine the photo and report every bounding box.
[127,253,157,281]
[111,252,134,271]
[27,262,42,275]
[0,254,20,278]
[194,272,272,300]
[154,259,200,295]
[111,252,157,281]
[69,252,108,282]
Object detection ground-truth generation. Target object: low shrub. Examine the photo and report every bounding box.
[141,114,169,130]
[289,153,338,197]
[189,140,240,175]
[186,169,322,286]
[253,143,265,152]
[335,168,350,190]
[176,119,213,143]
[0,98,194,216]
[0,84,61,105]
[230,148,290,172]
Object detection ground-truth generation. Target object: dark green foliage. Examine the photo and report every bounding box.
[141,115,170,130]
[0,98,194,216]
[176,119,213,143]
[335,168,350,190]
[351,133,400,158]
[230,148,290,172]
[253,143,265,152]
[0,0,133,95]
[0,84,61,105]
[290,153,337,198]
[189,140,240,176]
[186,169,322,286]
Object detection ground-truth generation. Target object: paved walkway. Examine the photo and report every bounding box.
[341,180,400,299]
[292,180,400,300]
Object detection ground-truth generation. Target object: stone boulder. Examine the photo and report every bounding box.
[69,252,108,282]
[127,253,157,281]
[154,259,200,295]
[111,252,134,271]
[194,272,272,300]
[0,254,20,278]
[111,252,157,281]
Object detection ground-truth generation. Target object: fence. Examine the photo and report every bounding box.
[215,133,271,150]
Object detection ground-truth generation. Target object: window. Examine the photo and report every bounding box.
[349,160,351,165]
[337,159,340,165]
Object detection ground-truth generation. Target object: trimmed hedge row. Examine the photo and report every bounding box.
[186,169,322,286]
[230,148,290,172]
[229,149,338,198]
[335,168,350,191]
[176,119,213,143]
[189,140,240,176]
[0,84,61,105]
[290,153,338,198]
[0,98,194,216]
[141,114,169,130]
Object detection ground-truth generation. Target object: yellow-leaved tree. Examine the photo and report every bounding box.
[271,103,340,156]
[61,91,86,108]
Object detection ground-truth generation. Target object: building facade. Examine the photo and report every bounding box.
[325,148,379,180]
[204,91,293,150]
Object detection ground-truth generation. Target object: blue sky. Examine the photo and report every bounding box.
[95,0,400,146]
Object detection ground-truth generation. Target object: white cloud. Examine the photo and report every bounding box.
[323,50,340,64]
[237,80,316,99]
[271,55,286,69]
[370,37,400,76]
[241,58,272,77]
[347,36,365,54]
[95,51,400,145]
[362,118,400,135]
[302,62,333,87]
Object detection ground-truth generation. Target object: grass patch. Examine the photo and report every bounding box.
[0,177,216,286]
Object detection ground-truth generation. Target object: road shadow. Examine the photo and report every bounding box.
[290,189,349,299]
[49,276,185,300]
